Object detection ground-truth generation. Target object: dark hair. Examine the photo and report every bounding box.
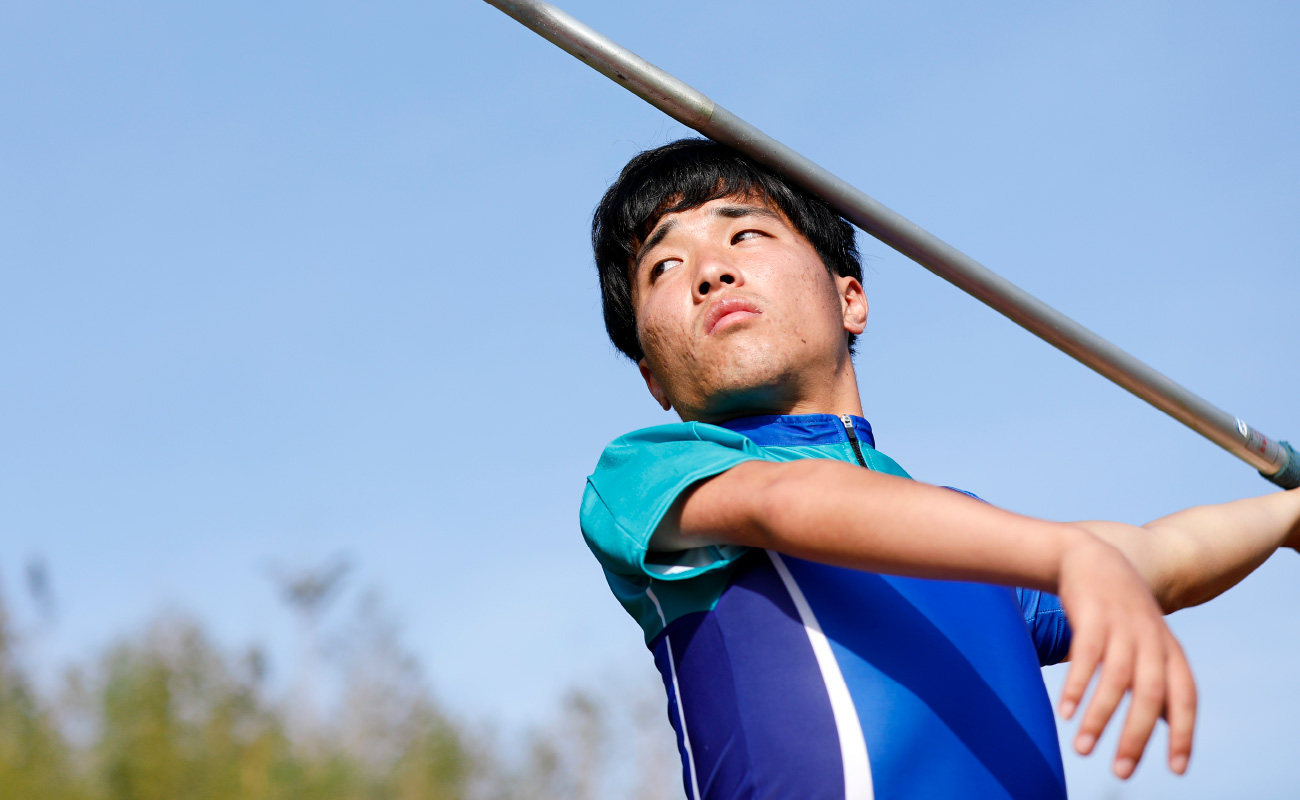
[591,138,862,362]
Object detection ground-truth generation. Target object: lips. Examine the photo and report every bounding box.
[703,296,762,335]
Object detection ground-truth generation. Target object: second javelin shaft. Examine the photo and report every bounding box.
[483,0,1299,489]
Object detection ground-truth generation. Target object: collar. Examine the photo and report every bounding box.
[716,413,876,449]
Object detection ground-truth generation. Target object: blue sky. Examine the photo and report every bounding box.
[3,1,1299,796]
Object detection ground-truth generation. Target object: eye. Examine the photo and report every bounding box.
[651,257,683,280]
[731,229,767,244]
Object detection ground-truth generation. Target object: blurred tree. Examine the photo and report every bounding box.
[268,555,352,745]
[629,687,681,800]
[0,594,87,800]
[331,591,474,798]
[92,618,296,800]
[0,611,82,796]
[24,556,56,626]
[561,690,605,800]
[0,580,681,800]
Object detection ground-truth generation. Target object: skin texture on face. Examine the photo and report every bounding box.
[631,196,868,423]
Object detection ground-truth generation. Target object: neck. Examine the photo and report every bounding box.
[682,359,863,424]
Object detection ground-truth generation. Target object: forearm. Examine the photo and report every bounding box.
[662,457,1195,776]
[663,458,1096,593]
[1079,489,1300,613]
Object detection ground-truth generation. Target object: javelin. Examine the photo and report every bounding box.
[484,0,1299,490]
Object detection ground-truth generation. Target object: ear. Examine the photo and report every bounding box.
[638,358,672,411]
[837,275,868,336]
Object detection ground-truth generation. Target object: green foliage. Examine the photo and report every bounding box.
[0,603,474,800]
[0,589,681,800]
[0,604,89,800]
[93,623,293,800]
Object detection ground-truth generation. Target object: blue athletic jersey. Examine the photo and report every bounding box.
[580,414,1072,800]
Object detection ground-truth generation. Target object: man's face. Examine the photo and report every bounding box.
[630,195,867,421]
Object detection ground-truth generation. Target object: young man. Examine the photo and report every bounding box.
[579,138,1300,799]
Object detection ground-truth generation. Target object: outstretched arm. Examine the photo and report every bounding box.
[654,458,1195,780]
[1077,489,1300,614]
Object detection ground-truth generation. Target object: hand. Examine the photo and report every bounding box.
[1055,531,1197,779]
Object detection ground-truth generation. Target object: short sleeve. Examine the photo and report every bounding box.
[943,486,1074,667]
[580,421,767,583]
[1015,587,1073,666]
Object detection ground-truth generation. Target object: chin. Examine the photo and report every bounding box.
[691,345,800,417]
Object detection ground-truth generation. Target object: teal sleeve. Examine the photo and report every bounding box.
[580,421,767,583]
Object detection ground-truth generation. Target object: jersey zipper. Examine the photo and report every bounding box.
[839,414,868,468]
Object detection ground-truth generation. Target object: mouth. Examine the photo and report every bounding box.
[703,296,762,335]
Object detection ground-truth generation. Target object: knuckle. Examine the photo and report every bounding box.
[1134,680,1166,706]
[1072,641,1103,663]
[1105,661,1134,687]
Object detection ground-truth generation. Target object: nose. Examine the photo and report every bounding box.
[692,253,741,300]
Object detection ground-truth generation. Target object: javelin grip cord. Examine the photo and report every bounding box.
[1265,443,1300,489]
[484,0,1297,489]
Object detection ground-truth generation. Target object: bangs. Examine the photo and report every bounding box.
[605,147,803,267]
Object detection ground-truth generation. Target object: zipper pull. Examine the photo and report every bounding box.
[839,414,868,468]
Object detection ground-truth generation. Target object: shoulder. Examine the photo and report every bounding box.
[587,422,766,495]
[579,422,768,579]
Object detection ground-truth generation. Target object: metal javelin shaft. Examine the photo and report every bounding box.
[483,0,1300,489]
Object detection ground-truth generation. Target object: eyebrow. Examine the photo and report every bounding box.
[633,219,677,273]
[633,204,783,274]
[712,203,782,222]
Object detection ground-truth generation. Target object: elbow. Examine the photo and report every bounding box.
[1161,574,1214,615]
[1153,583,1187,615]
[1144,525,1210,614]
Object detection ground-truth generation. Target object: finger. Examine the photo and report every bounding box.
[1059,629,1103,721]
[1111,642,1166,779]
[1075,638,1135,757]
[1164,637,1197,775]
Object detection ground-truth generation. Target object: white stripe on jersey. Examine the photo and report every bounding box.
[647,587,702,800]
[767,550,875,800]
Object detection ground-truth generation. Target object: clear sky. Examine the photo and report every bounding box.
[3,1,1299,797]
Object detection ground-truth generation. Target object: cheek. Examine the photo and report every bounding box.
[765,255,842,320]
[636,300,689,364]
